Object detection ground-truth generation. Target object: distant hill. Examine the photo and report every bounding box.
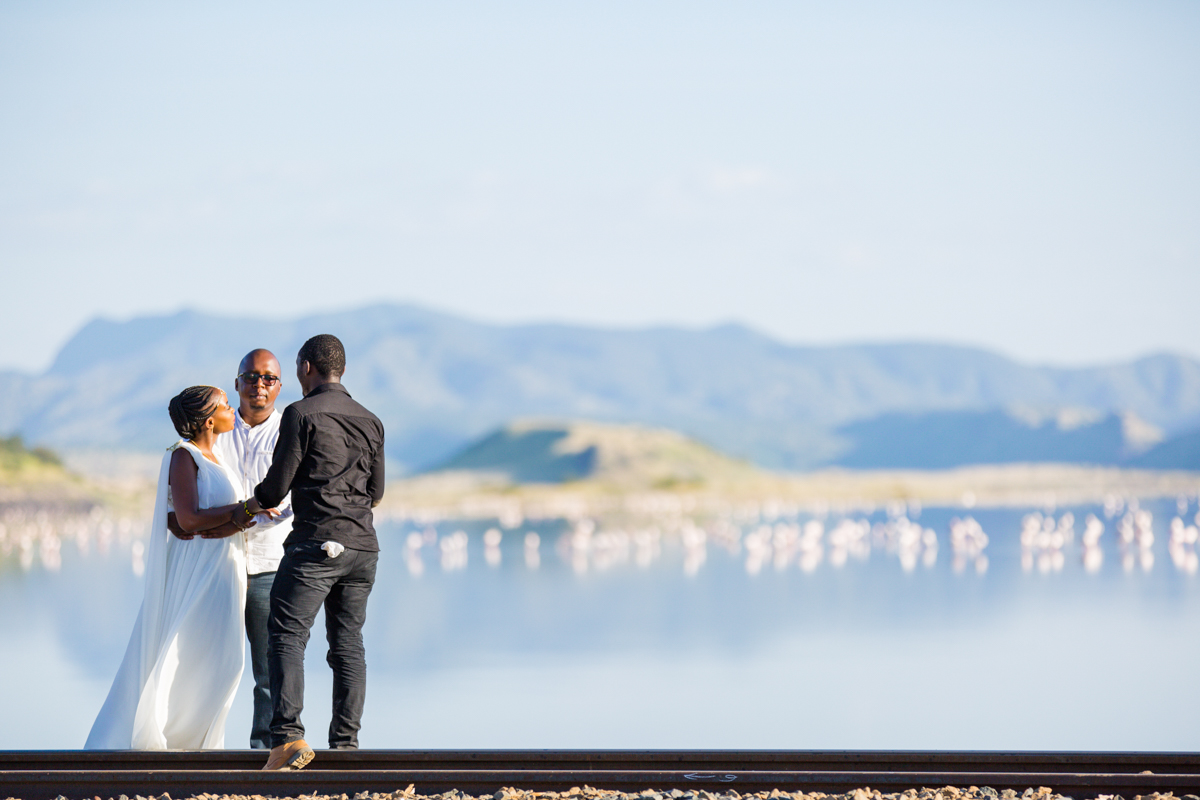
[0,435,98,510]
[431,419,764,488]
[0,435,66,482]
[1131,428,1200,470]
[834,408,1166,469]
[1,303,1199,471]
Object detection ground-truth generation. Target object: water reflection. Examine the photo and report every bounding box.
[5,494,1200,751]
[524,531,541,569]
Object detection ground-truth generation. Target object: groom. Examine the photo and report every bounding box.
[245,334,385,771]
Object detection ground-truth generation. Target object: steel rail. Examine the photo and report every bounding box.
[1,751,1197,800]
[3,750,1199,773]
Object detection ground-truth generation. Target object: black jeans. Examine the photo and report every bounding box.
[267,540,378,749]
[246,570,276,749]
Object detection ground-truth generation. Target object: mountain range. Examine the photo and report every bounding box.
[1,303,1198,473]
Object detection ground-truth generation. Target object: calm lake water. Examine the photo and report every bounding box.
[3,497,1200,751]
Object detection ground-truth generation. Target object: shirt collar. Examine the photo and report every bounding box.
[236,407,282,430]
[306,382,350,398]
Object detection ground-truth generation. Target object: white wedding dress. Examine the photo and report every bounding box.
[86,440,248,750]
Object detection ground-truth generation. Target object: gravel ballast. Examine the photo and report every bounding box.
[12,786,1200,800]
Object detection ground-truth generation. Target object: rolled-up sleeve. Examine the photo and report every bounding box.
[255,406,304,509]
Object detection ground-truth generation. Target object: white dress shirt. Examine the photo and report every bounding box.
[214,408,293,575]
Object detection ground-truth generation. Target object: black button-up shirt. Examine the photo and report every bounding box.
[254,382,385,552]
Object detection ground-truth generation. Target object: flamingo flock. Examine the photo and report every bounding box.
[949,516,989,574]
[1168,514,1199,574]
[6,493,1200,583]
[863,515,938,573]
[1116,505,1156,573]
[1081,513,1105,573]
[387,493,1200,582]
[1020,511,1074,574]
[0,506,145,573]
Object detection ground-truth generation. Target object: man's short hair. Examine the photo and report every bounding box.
[298,334,346,378]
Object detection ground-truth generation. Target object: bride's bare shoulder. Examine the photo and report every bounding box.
[169,444,202,474]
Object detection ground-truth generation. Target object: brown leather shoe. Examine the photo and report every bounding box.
[261,739,315,771]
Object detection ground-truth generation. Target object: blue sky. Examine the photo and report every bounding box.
[2,1,1198,372]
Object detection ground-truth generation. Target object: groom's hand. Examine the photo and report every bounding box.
[166,512,196,541]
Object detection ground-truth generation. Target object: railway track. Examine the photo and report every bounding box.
[2,750,1197,800]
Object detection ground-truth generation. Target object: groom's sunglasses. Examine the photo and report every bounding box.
[238,372,281,386]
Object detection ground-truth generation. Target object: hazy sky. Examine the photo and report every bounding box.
[2,1,1198,372]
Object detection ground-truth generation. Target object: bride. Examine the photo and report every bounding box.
[86,385,269,750]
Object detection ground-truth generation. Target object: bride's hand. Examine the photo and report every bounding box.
[166,512,196,541]
[200,519,254,539]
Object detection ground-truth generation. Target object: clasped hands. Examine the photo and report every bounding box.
[167,499,281,541]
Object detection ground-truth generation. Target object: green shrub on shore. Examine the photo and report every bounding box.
[0,434,64,474]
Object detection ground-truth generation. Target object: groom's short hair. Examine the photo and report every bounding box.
[299,334,346,378]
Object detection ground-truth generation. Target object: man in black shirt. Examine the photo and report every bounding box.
[245,334,385,771]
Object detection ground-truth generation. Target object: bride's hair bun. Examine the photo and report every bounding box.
[169,386,221,440]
